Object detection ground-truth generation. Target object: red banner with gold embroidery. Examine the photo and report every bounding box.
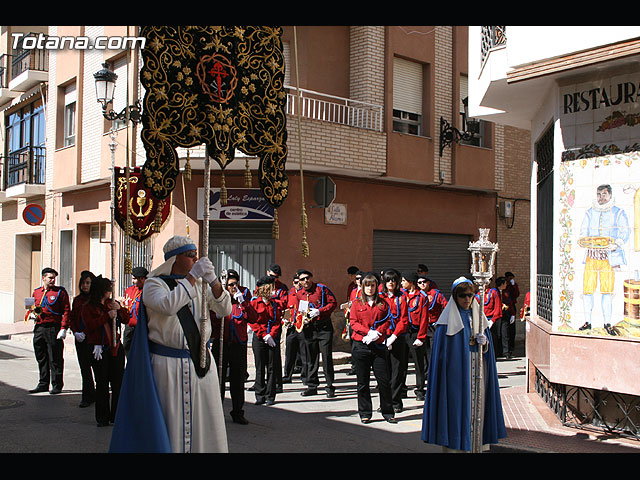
[114,167,171,242]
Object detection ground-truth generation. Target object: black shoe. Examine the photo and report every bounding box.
[604,324,619,336]
[28,385,48,394]
[384,416,397,424]
[265,399,276,406]
[360,417,371,424]
[301,388,317,397]
[255,398,266,405]
[232,415,249,425]
[248,385,256,392]
[347,368,356,376]
[326,389,336,398]
[578,322,592,331]
[393,405,403,413]
[49,387,62,395]
[415,392,425,401]
[79,400,93,408]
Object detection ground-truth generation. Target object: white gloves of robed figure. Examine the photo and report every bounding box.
[189,257,218,285]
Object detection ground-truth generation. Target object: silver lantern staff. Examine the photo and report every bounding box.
[468,228,499,453]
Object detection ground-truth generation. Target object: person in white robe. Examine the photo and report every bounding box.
[142,235,232,453]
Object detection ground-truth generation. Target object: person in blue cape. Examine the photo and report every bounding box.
[109,235,231,453]
[421,276,506,452]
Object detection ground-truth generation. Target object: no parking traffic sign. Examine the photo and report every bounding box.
[23,203,45,226]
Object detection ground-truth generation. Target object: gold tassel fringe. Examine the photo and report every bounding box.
[220,171,227,206]
[244,158,252,187]
[185,149,192,181]
[272,209,279,239]
[154,200,164,232]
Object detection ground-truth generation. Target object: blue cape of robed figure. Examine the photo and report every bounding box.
[421,299,506,451]
[109,302,171,453]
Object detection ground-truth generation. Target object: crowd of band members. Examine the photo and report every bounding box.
[26,261,520,428]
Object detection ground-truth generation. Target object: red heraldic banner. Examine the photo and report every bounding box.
[114,167,172,242]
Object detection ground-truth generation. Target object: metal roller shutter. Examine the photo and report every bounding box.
[393,57,423,115]
[373,230,472,297]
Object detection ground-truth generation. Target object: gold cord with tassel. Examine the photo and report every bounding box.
[294,26,309,258]
[182,166,190,236]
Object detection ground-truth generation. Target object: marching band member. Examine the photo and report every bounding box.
[283,273,304,383]
[419,274,448,372]
[249,275,283,406]
[485,277,506,358]
[401,271,430,402]
[28,267,71,395]
[294,269,338,398]
[381,269,409,413]
[343,270,363,376]
[266,264,288,393]
[121,266,148,357]
[81,275,129,427]
[70,270,96,408]
[211,269,251,424]
[349,272,396,424]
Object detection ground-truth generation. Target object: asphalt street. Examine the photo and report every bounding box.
[0,332,526,454]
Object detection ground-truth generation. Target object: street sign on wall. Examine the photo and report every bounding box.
[23,204,45,226]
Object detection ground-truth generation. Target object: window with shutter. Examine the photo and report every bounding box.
[393,57,423,136]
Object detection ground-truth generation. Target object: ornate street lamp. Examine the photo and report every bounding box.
[94,62,142,124]
[439,97,480,157]
[468,227,499,453]
[94,61,141,348]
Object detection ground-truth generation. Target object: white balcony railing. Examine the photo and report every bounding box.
[285,86,383,132]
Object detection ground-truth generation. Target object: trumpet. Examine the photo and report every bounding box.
[24,305,42,322]
[340,301,351,341]
[294,310,311,332]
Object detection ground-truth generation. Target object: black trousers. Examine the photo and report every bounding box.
[75,339,95,403]
[352,340,393,419]
[252,337,278,402]
[90,345,125,425]
[501,312,516,355]
[283,326,303,381]
[32,323,64,390]
[407,330,426,395]
[490,318,502,357]
[211,339,247,418]
[302,318,334,391]
[122,324,135,357]
[387,333,408,409]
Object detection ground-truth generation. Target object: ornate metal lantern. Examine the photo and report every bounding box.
[467,227,499,453]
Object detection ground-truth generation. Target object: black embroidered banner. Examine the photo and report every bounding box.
[139,26,289,208]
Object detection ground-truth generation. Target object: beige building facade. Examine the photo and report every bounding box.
[0,26,531,336]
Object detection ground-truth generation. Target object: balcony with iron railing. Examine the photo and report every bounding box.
[1,146,46,199]
[480,26,506,67]
[285,86,383,132]
[8,32,49,92]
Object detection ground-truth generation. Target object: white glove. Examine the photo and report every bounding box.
[308,308,320,318]
[108,309,117,319]
[74,331,86,342]
[57,329,67,340]
[203,266,218,285]
[413,338,424,347]
[385,334,397,349]
[189,257,214,280]
[363,329,381,344]
[510,279,515,285]
[264,334,276,347]
[233,290,245,303]
[475,333,487,345]
[93,345,103,361]
[510,315,515,324]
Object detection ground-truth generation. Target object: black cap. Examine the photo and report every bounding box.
[402,270,419,284]
[296,268,312,278]
[256,275,275,287]
[347,265,360,275]
[226,269,240,281]
[131,267,149,278]
[42,267,58,277]
[268,264,282,276]
[505,271,515,278]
